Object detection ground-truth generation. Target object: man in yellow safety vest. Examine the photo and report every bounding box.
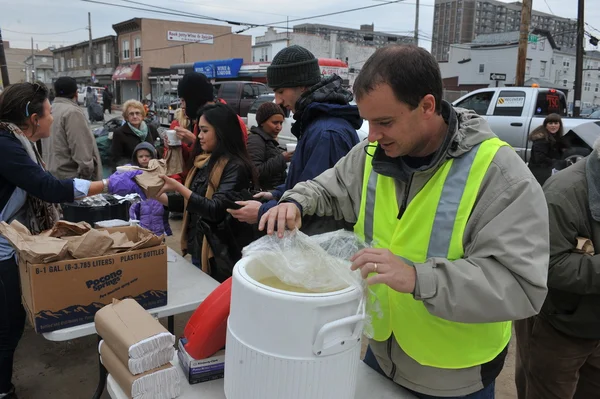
[259,45,550,398]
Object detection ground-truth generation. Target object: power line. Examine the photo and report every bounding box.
[585,22,600,36]
[1,27,87,35]
[81,0,287,30]
[542,0,554,15]
[269,0,408,25]
[85,0,415,54]
[116,0,227,24]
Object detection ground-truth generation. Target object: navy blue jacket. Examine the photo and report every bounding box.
[0,129,74,212]
[258,102,362,223]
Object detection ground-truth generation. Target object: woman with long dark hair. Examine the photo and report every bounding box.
[0,82,140,398]
[528,113,569,185]
[157,103,257,282]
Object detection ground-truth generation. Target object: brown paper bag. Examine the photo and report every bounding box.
[164,147,183,176]
[574,237,595,255]
[0,221,68,263]
[128,228,164,251]
[109,231,131,247]
[46,220,93,238]
[134,159,167,199]
[67,229,114,259]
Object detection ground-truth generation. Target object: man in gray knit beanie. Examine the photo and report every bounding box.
[228,44,362,235]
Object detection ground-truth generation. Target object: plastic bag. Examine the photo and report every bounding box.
[242,229,368,293]
[242,229,376,337]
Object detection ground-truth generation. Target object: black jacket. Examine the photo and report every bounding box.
[169,157,255,282]
[528,126,568,185]
[111,123,159,167]
[247,126,287,190]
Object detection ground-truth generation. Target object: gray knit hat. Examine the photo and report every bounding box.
[267,45,322,90]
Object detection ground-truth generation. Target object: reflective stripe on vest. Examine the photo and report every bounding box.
[354,138,512,369]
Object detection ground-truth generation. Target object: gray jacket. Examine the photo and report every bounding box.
[42,97,102,180]
[540,153,600,339]
[281,104,549,396]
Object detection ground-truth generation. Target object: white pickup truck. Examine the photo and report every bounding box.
[453,87,600,164]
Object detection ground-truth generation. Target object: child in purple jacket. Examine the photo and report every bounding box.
[129,142,172,236]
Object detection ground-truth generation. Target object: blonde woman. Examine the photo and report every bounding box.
[111,99,159,166]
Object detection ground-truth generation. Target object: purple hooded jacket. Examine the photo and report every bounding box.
[129,142,172,236]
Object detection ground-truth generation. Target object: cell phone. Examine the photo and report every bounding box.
[222,198,243,210]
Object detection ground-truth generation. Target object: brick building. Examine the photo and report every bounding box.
[51,35,118,87]
[112,18,252,102]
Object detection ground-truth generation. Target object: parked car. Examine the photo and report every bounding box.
[212,81,270,118]
[452,87,600,164]
[580,107,598,118]
[587,109,600,119]
[162,81,271,126]
[77,86,104,106]
[155,89,178,109]
[246,94,368,147]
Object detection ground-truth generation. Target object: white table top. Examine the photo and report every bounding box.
[43,248,220,342]
[107,354,417,399]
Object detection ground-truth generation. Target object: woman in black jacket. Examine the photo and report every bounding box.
[247,102,292,190]
[157,103,257,282]
[0,82,139,398]
[528,113,568,185]
[111,99,159,167]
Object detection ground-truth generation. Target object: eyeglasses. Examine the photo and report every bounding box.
[128,111,143,117]
[363,144,378,158]
[25,82,43,117]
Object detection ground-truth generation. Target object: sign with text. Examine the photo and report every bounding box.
[320,66,349,79]
[497,96,525,107]
[167,30,214,44]
[490,73,507,81]
[193,58,243,79]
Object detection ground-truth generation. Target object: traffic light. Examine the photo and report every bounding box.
[590,36,599,46]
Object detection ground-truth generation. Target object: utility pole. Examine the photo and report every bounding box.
[573,0,585,117]
[414,0,419,46]
[88,12,94,83]
[0,27,10,88]
[515,0,532,86]
[31,37,35,83]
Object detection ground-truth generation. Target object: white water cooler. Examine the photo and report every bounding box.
[224,255,365,399]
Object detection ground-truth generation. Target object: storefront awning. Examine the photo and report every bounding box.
[193,58,243,79]
[112,64,141,81]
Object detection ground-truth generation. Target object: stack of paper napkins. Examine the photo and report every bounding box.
[95,299,180,399]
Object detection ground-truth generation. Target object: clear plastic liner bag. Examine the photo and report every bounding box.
[242,229,378,338]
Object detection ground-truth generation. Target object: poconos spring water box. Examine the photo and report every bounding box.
[17,226,167,333]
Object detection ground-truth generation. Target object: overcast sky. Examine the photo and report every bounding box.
[2,0,599,53]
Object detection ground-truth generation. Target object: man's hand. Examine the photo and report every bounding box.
[350,248,416,293]
[253,191,274,201]
[174,126,196,145]
[258,203,302,238]
[227,200,261,224]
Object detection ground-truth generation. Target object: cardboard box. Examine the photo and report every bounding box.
[18,226,168,333]
[178,338,225,384]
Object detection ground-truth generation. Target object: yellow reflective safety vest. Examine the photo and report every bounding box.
[354,138,512,369]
